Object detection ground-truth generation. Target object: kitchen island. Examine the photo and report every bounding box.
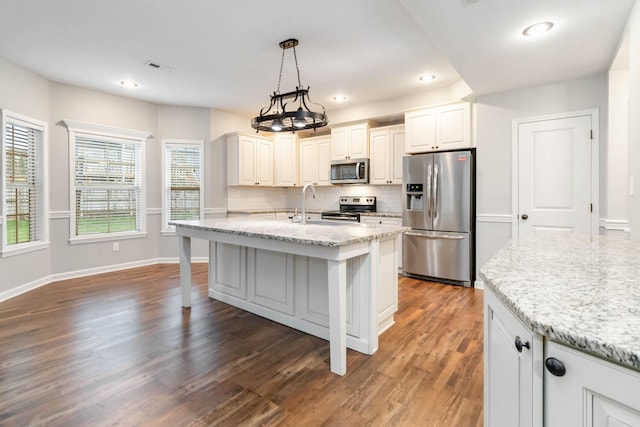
[170,217,408,375]
[481,234,640,426]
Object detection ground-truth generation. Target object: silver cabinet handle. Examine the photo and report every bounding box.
[404,231,465,240]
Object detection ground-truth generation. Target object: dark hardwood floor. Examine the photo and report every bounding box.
[0,264,483,426]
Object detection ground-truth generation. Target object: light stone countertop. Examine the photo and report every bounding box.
[170,217,408,247]
[480,234,640,371]
[226,209,402,218]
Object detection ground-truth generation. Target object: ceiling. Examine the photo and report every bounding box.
[0,0,635,118]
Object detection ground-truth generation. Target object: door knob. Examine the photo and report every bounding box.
[521,214,528,220]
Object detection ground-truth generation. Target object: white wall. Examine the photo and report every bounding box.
[0,58,52,298]
[0,59,249,301]
[627,1,640,239]
[474,74,608,274]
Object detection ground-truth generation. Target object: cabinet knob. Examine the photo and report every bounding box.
[514,336,530,353]
[521,214,529,220]
[545,357,566,377]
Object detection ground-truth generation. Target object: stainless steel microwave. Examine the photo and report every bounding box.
[330,158,369,184]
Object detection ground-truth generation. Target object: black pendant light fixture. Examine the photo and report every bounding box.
[251,38,328,133]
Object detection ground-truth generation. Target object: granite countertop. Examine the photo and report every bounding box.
[480,234,640,371]
[170,217,408,247]
[226,209,402,218]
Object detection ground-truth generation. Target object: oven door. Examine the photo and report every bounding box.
[321,212,361,222]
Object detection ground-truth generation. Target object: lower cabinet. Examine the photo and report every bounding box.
[361,216,403,269]
[484,287,543,427]
[545,341,640,427]
[485,287,640,426]
[209,237,398,354]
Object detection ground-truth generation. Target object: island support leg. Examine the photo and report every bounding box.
[179,235,192,308]
[328,259,347,375]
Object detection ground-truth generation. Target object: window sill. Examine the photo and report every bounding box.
[69,231,147,245]
[1,241,50,258]
[161,229,177,236]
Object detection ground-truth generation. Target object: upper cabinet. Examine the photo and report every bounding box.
[299,135,331,186]
[273,133,298,187]
[369,124,405,185]
[331,122,373,160]
[227,132,274,186]
[405,102,471,153]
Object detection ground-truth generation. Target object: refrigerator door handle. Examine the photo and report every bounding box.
[433,163,439,218]
[404,231,466,240]
[426,163,433,218]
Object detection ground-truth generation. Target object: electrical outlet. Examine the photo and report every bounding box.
[113,242,120,252]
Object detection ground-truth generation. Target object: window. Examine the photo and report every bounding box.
[162,140,204,234]
[63,120,151,244]
[1,110,48,257]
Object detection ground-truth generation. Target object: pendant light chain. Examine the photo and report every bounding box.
[276,47,286,95]
[292,45,302,88]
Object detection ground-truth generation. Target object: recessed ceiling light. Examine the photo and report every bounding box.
[522,21,554,37]
[419,74,436,82]
[332,95,347,102]
[119,80,139,89]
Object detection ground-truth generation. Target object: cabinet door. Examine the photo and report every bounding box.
[436,102,471,151]
[316,137,332,186]
[369,130,390,185]
[348,123,369,159]
[331,127,349,160]
[361,216,403,268]
[485,288,542,427]
[299,139,317,186]
[405,109,436,153]
[390,128,405,184]
[545,341,640,427]
[238,135,257,185]
[274,134,298,187]
[255,138,273,186]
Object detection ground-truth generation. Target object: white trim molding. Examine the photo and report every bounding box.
[0,257,208,303]
[49,211,71,219]
[600,218,630,232]
[476,214,512,223]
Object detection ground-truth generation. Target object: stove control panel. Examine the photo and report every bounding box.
[339,196,376,207]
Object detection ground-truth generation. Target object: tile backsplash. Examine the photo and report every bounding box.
[228,185,402,213]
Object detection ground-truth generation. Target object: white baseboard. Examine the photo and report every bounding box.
[474,280,485,290]
[0,257,208,303]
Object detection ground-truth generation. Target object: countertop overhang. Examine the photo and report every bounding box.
[170,217,408,248]
[480,234,640,371]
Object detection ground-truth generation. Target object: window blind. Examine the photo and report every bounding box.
[166,144,201,222]
[4,121,42,245]
[74,136,141,235]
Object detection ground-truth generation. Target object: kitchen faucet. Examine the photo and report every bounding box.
[301,183,316,225]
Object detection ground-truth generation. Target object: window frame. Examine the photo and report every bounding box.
[63,120,151,244]
[161,139,205,235]
[0,109,49,257]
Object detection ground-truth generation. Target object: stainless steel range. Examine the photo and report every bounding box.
[321,196,376,222]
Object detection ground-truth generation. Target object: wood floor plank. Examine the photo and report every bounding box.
[0,264,483,426]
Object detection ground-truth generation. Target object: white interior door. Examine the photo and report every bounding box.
[517,114,594,238]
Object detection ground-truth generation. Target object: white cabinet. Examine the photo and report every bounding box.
[545,341,640,427]
[361,216,403,269]
[331,122,373,160]
[484,287,543,427]
[299,135,331,186]
[273,133,298,187]
[369,124,405,185]
[405,102,471,153]
[227,132,274,186]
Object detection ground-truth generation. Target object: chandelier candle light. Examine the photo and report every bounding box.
[251,38,328,133]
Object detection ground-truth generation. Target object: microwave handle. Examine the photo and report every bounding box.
[356,162,361,180]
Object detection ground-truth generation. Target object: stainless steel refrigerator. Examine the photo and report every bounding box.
[402,150,475,287]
